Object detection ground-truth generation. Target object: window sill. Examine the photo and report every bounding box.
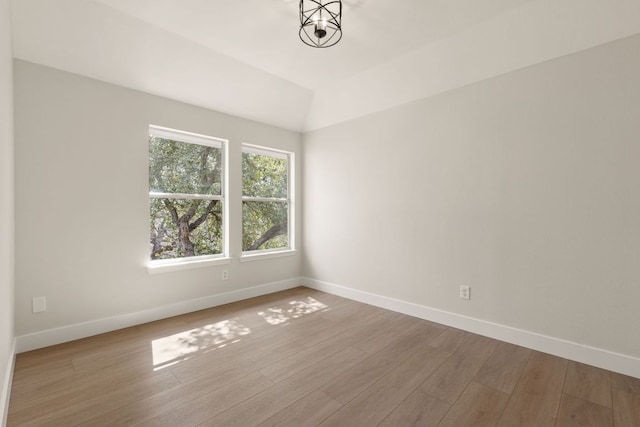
[240,249,297,263]
[147,256,232,274]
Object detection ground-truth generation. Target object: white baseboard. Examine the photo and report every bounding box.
[1,338,16,427]
[14,276,640,379]
[16,278,301,353]
[302,277,640,379]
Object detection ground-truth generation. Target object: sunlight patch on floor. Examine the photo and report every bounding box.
[258,297,329,325]
[151,319,251,369]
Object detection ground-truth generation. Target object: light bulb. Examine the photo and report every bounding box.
[314,15,327,38]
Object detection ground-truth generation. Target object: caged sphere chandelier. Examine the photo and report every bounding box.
[299,0,342,48]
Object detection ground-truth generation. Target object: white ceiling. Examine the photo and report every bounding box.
[88,0,533,90]
[10,0,640,132]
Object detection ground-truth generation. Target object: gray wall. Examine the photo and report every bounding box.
[303,35,640,358]
[13,60,302,337]
[0,0,15,422]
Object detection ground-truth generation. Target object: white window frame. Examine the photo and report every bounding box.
[147,125,230,273]
[241,144,295,261]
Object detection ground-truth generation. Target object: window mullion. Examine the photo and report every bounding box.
[241,196,288,203]
[150,192,223,201]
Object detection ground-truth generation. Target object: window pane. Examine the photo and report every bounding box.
[242,201,288,251]
[242,152,287,198]
[150,137,222,196]
[150,198,223,260]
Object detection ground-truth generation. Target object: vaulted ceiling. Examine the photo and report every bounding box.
[10,0,640,132]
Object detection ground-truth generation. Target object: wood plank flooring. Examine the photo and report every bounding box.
[7,287,640,426]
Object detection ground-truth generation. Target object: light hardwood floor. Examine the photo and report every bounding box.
[8,287,640,426]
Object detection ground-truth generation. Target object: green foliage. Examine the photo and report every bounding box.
[150,137,222,195]
[242,152,287,198]
[150,198,222,260]
[242,201,288,251]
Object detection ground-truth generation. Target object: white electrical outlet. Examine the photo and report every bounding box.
[222,269,229,280]
[32,296,47,313]
[459,286,470,300]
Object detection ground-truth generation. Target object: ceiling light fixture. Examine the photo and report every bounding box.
[299,0,342,48]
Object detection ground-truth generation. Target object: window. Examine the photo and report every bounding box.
[242,145,293,253]
[149,126,226,262]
